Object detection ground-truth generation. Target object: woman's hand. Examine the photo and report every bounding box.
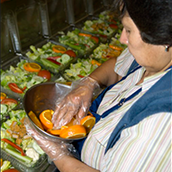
[52,77,100,129]
[24,117,71,161]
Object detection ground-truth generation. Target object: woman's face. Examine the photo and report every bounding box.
[120,15,172,73]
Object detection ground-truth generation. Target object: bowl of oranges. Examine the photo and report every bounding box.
[23,82,96,142]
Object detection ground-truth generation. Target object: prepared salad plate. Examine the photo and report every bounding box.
[1,158,20,172]
[56,27,100,57]
[0,91,21,124]
[1,109,49,172]
[1,56,57,98]
[61,58,100,82]
[1,150,49,172]
[79,13,123,43]
[25,40,78,74]
[90,37,127,63]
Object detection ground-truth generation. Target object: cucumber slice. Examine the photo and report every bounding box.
[1,104,8,114]
[59,54,70,64]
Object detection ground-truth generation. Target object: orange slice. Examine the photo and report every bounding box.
[52,45,67,54]
[47,129,61,135]
[23,62,41,72]
[1,159,3,167]
[28,111,44,130]
[39,109,54,129]
[109,44,123,51]
[1,92,7,101]
[60,125,86,139]
[80,115,96,133]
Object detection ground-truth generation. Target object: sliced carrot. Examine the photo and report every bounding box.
[109,44,123,51]
[78,33,92,37]
[91,59,101,66]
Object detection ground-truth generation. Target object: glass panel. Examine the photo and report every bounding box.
[0,17,14,63]
[92,0,104,14]
[47,0,68,35]
[16,1,44,51]
[72,0,87,22]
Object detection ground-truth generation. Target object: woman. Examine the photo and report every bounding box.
[26,0,172,171]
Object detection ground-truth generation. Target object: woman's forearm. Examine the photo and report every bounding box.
[53,155,100,172]
[89,57,121,87]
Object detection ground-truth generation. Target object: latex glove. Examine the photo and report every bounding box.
[24,117,73,161]
[52,77,100,129]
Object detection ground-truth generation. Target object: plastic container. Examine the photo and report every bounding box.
[24,39,78,74]
[1,149,49,172]
[1,55,59,99]
[54,26,100,58]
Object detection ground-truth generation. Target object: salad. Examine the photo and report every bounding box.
[98,10,116,23]
[62,58,100,81]
[90,37,127,63]
[1,59,51,96]
[1,110,45,167]
[82,19,116,38]
[58,28,99,55]
[26,42,77,74]
[1,92,19,123]
[1,158,19,172]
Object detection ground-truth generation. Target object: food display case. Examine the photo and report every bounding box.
[1,0,124,171]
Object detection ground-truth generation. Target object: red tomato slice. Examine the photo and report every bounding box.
[8,83,23,94]
[38,70,51,80]
[65,50,76,57]
[109,24,118,29]
[47,56,61,60]
[3,169,19,172]
[91,36,99,44]
[99,34,107,38]
[1,98,18,105]
[77,74,84,78]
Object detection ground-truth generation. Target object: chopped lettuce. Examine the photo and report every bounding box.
[1,59,47,94]
[1,160,11,171]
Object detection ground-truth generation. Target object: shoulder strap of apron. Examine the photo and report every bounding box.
[105,67,172,154]
[126,59,139,75]
[89,64,141,122]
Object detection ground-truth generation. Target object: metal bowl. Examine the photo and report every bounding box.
[23,82,85,143]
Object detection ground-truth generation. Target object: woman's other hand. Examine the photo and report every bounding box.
[52,77,100,129]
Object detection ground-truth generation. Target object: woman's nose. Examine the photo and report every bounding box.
[120,29,128,45]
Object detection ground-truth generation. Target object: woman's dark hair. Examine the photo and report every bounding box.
[112,0,172,46]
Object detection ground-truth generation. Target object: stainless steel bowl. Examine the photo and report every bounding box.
[23,82,85,142]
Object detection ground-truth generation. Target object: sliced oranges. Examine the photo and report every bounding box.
[28,111,44,130]
[23,62,41,72]
[39,109,54,130]
[80,114,96,133]
[47,129,61,135]
[60,125,86,139]
[0,92,7,101]
[37,109,95,139]
[52,45,67,54]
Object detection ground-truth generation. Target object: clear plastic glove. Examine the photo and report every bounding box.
[24,117,73,161]
[52,77,100,129]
